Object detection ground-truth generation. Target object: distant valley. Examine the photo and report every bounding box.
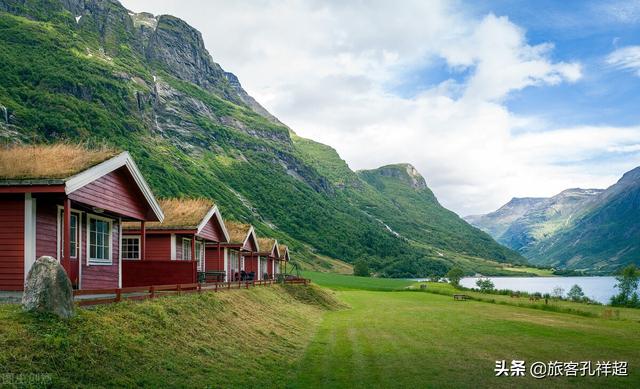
[466,167,640,274]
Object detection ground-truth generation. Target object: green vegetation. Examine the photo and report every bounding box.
[0,285,341,387]
[568,284,585,302]
[610,264,640,308]
[352,259,370,277]
[446,267,464,286]
[303,271,416,291]
[291,290,640,388]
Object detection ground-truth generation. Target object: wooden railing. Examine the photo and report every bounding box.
[73,278,310,306]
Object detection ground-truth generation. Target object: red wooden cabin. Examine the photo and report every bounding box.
[257,238,280,280]
[0,145,164,291]
[121,198,229,287]
[206,221,258,282]
[277,244,290,275]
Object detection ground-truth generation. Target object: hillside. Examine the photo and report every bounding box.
[0,285,342,387]
[0,0,524,276]
[466,168,640,273]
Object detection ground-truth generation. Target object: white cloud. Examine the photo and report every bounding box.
[121,0,640,215]
[607,46,640,76]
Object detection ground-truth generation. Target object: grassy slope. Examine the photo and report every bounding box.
[292,136,528,276]
[291,290,640,388]
[0,285,341,387]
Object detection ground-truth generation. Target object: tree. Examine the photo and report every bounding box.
[552,286,565,299]
[476,278,495,293]
[446,267,464,287]
[611,264,640,307]
[353,260,370,277]
[428,274,441,283]
[567,284,585,302]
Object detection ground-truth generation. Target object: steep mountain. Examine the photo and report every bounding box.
[524,168,640,273]
[0,0,525,276]
[466,169,640,273]
[465,197,547,240]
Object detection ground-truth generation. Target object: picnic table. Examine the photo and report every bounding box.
[453,294,469,301]
[198,271,226,283]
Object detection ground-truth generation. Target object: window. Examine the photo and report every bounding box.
[229,250,239,272]
[182,238,192,261]
[195,241,204,271]
[88,215,112,264]
[58,210,80,259]
[122,236,140,260]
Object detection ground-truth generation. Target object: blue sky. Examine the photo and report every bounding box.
[124,0,640,215]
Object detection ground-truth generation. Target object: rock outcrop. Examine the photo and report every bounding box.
[22,256,75,319]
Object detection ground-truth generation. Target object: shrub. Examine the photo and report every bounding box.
[446,267,464,287]
[353,260,370,277]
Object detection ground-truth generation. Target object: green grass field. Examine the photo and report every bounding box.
[302,271,416,291]
[290,289,640,388]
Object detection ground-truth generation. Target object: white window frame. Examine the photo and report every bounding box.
[195,240,204,271]
[56,207,82,260]
[121,235,141,260]
[87,214,113,265]
[182,238,192,261]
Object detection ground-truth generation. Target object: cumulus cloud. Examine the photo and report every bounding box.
[607,46,640,76]
[122,0,640,215]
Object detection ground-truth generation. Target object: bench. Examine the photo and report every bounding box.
[453,294,469,301]
[198,271,226,283]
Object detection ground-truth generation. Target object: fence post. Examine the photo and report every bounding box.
[177,284,182,295]
[198,283,202,293]
[150,286,155,299]
[115,288,121,303]
[214,283,218,293]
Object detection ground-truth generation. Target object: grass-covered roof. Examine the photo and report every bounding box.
[124,198,215,230]
[225,221,253,245]
[257,237,277,254]
[0,144,118,180]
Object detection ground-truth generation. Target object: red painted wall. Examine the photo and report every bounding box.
[122,260,195,287]
[0,195,24,291]
[205,244,224,272]
[68,167,152,221]
[146,234,172,261]
[198,217,224,242]
[81,218,120,289]
[35,198,57,259]
[244,254,258,275]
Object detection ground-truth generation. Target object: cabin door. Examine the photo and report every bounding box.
[58,210,80,288]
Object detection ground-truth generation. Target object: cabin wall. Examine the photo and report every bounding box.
[205,244,224,272]
[146,234,172,261]
[198,218,224,242]
[122,260,195,287]
[244,253,259,276]
[68,167,151,221]
[81,218,120,289]
[0,195,25,291]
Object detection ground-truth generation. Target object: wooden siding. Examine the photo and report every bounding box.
[68,167,151,221]
[198,217,224,242]
[0,195,24,291]
[81,218,120,289]
[146,234,172,261]
[205,245,224,272]
[122,260,196,287]
[244,253,259,275]
[244,237,257,252]
[35,198,58,259]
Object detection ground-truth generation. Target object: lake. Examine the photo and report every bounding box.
[458,276,621,304]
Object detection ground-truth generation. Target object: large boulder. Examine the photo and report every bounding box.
[22,256,75,319]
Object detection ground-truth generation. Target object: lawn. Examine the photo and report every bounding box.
[303,271,416,291]
[0,285,341,387]
[290,290,640,388]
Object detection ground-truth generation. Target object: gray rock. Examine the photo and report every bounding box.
[22,256,75,319]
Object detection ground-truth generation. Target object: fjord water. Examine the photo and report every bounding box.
[459,277,625,304]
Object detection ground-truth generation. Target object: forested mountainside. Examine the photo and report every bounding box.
[466,168,640,274]
[0,0,526,276]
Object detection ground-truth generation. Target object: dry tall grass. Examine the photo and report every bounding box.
[145,198,215,229]
[225,221,253,244]
[0,144,117,180]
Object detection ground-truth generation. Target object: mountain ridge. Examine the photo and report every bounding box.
[465,171,640,273]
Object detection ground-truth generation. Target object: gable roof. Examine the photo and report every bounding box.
[225,221,259,251]
[128,198,229,241]
[278,244,290,261]
[257,237,279,257]
[0,144,164,222]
